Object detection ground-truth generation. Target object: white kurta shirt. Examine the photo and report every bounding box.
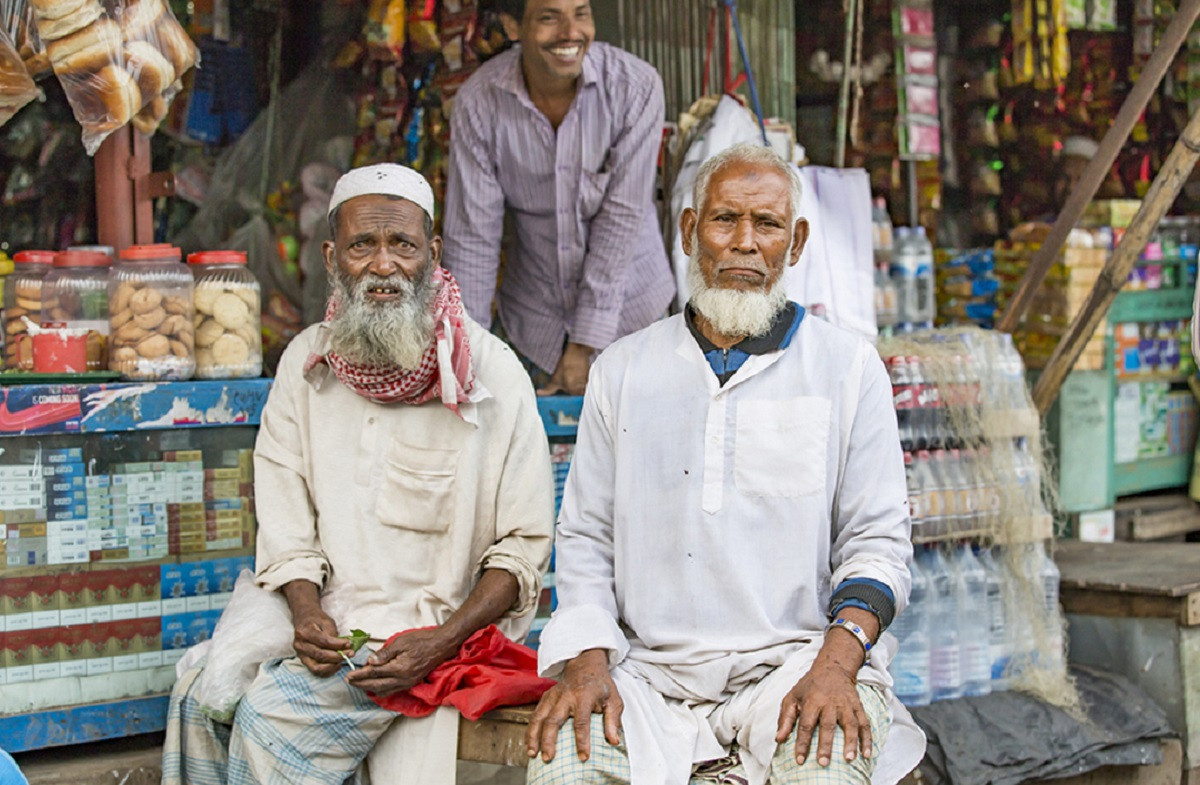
[538,312,925,785]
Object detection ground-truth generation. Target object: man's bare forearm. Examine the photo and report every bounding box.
[438,568,520,652]
[281,579,323,618]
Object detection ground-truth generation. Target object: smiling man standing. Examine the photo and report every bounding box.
[443,0,675,396]
[525,144,925,785]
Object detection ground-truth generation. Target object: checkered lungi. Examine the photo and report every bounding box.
[163,657,397,785]
[526,683,891,785]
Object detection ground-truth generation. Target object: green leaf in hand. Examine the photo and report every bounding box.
[344,629,371,653]
[337,629,371,671]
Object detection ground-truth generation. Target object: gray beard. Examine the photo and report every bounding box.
[327,261,438,371]
[686,245,788,339]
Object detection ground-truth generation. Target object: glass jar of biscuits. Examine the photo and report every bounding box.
[5,251,54,370]
[44,251,112,372]
[109,245,195,381]
[187,251,262,379]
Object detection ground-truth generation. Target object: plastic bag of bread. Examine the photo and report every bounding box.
[27,0,198,154]
[0,26,41,127]
[1,0,50,78]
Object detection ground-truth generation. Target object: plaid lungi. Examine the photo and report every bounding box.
[526,683,892,785]
[163,657,397,785]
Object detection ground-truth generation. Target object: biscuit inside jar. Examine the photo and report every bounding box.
[129,287,164,315]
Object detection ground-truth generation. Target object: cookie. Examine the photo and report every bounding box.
[195,319,223,348]
[164,295,189,315]
[195,348,214,368]
[111,308,134,329]
[193,287,219,313]
[211,333,249,366]
[15,282,41,299]
[111,282,137,313]
[16,296,41,311]
[136,333,169,358]
[212,293,249,330]
[169,339,189,357]
[233,286,259,309]
[133,306,166,330]
[114,322,150,344]
[112,347,137,363]
[129,286,163,314]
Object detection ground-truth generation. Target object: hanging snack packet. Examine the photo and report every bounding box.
[0,25,41,126]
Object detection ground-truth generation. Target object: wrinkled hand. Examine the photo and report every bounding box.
[526,649,622,763]
[292,606,350,678]
[537,342,592,396]
[776,659,872,767]
[346,628,457,697]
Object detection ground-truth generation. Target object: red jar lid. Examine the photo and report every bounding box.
[54,251,111,268]
[188,251,248,265]
[13,251,54,265]
[119,244,182,261]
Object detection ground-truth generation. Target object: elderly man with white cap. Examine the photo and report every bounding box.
[162,164,555,785]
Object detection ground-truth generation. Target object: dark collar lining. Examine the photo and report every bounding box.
[685,301,800,356]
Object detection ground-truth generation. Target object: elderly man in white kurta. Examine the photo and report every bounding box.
[162,164,554,785]
[525,144,925,785]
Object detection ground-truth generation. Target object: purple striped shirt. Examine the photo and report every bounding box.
[443,43,676,373]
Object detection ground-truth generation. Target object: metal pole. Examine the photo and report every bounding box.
[835,0,857,167]
[724,0,769,146]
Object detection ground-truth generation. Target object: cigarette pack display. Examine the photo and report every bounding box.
[161,614,187,650]
[0,466,42,480]
[4,629,33,682]
[59,627,88,677]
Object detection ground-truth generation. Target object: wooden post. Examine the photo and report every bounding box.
[1031,104,1200,414]
[995,0,1200,334]
[93,126,174,253]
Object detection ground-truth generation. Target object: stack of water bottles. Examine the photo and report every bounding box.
[890,542,1064,706]
[878,327,1073,708]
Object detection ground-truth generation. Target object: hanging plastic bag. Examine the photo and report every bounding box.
[1,0,49,78]
[0,26,41,127]
[27,0,199,154]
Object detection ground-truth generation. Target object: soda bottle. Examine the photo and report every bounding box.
[908,356,928,450]
[889,355,914,451]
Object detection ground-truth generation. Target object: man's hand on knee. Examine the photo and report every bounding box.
[775,660,872,768]
[525,648,622,764]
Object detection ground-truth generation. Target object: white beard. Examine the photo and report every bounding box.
[327,262,438,370]
[686,246,789,339]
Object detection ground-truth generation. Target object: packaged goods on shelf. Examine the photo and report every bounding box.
[937,248,999,329]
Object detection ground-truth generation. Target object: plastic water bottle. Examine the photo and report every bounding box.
[954,545,992,696]
[910,226,936,328]
[890,556,932,706]
[978,547,1011,691]
[891,227,916,328]
[922,547,964,701]
[1039,543,1065,671]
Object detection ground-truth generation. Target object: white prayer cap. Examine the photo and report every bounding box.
[1062,136,1099,160]
[327,164,435,221]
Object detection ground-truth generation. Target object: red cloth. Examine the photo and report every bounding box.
[304,267,475,413]
[368,625,555,721]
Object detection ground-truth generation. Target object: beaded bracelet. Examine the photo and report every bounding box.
[827,617,872,665]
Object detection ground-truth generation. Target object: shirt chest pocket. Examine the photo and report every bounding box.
[374,441,459,534]
[733,397,831,498]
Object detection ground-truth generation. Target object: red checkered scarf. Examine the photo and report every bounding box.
[304,267,475,413]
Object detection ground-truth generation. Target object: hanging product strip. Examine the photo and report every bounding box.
[892,0,939,160]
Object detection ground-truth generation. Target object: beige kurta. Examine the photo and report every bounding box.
[253,317,555,641]
[251,316,555,783]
